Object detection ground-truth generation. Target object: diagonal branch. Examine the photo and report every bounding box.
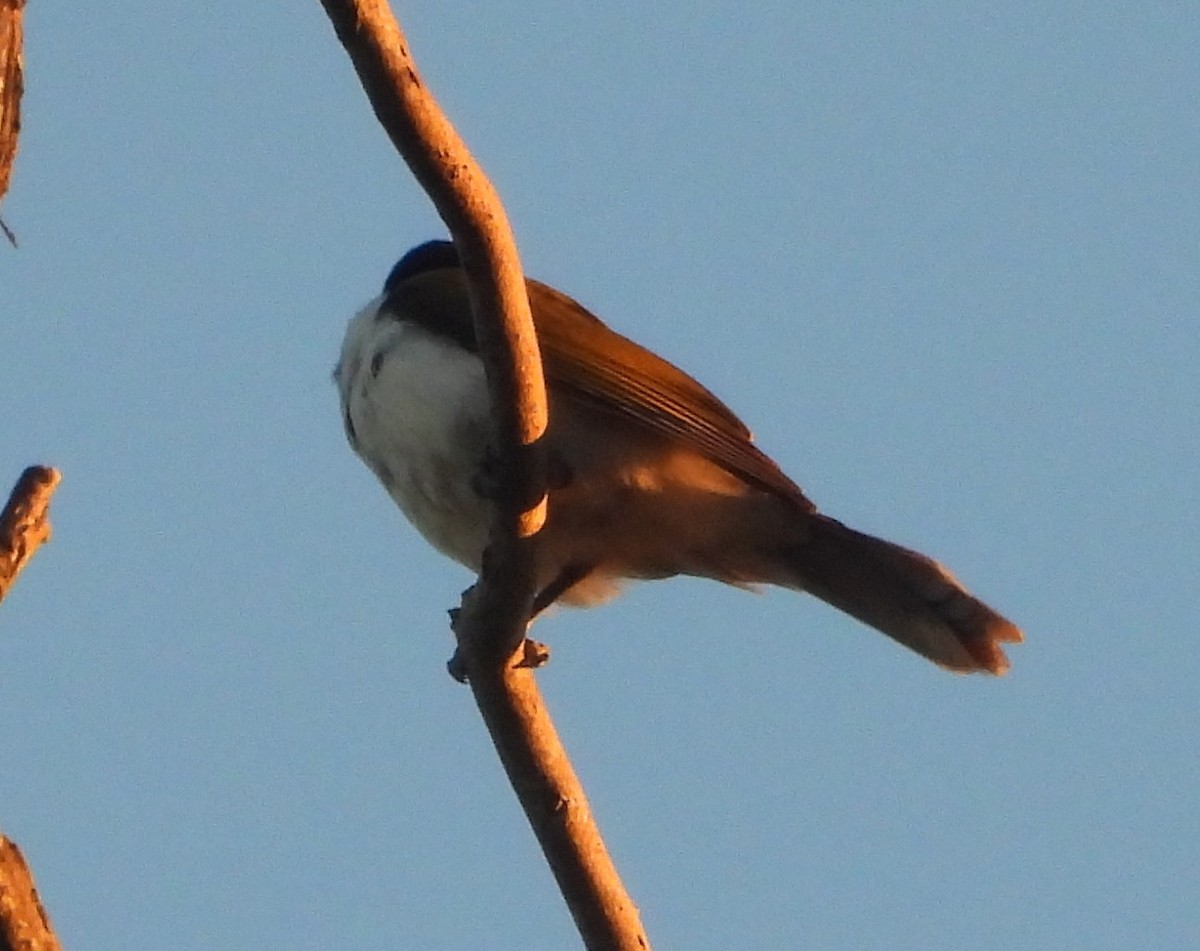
[1,467,63,949]
[0,0,26,245]
[320,0,545,660]
[317,3,651,948]
[0,466,61,606]
[0,835,61,951]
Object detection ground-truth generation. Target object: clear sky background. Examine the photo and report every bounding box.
[3,4,1197,949]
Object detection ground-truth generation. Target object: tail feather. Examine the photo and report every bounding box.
[785,514,1022,674]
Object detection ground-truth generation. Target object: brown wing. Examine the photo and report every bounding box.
[528,280,813,508]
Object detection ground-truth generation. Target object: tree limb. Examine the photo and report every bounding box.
[0,836,61,951]
[317,3,651,947]
[0,466,60,606]
[1,467,63,951]
[320,0,545,661]
[0,0,26,245]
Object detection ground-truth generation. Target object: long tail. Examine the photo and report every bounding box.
[783,514,1022,674]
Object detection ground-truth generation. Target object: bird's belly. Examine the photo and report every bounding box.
[378,453,491,570]
[342,322,493,570]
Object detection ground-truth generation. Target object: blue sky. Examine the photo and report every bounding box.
[3,4,1197,949]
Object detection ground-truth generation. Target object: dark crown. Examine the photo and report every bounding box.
[383,239,461,293]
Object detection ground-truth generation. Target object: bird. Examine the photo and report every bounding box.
[335,239,1022,674]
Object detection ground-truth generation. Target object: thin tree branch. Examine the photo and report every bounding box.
[0,466,61,606]
[0,836,61,951]
[0,0,26,245]
[1,467,63,949]
[0,454,59,951]
[317,3,651,948]
[321,0,545,662]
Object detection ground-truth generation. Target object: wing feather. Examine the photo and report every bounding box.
[529,281,812,506]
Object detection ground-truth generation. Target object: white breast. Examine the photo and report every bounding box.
[335,298,493,569]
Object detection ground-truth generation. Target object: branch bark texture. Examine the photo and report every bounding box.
[318,3,651,948]
[0,0,25,244]
[0,836,61,951]
[0,466,60,606]
[0,469,63,949]
[0,0,23,200]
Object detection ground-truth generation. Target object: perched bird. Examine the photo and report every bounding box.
[335,240,1022,674]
